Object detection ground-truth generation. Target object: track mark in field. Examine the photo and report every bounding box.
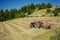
[6,22,28,32]
[5,22,33,37]
[5,22,28,34]
[3,22,22,40]
[3,22,30,40]
[7,21,31,30]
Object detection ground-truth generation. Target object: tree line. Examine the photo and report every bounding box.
[0,2,59,22]
[46,7,60,16]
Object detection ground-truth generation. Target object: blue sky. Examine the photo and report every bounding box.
[0,0,60,10]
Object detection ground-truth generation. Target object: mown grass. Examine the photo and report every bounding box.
[0,17,60,40]
[50,28,60,40]
[33,26,60,40]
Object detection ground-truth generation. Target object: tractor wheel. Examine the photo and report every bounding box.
[47,25,51,29]
[30,25,33,28]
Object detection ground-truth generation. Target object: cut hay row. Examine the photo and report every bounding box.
[7,21,30,30]
[5,21,31,30]
[3,22,31,40]
[3,22,21,40]
[0,22,11,40]
[4,22,29,34]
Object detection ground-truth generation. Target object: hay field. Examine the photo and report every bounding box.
[0,17,60,40]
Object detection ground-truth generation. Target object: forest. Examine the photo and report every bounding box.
[0,3,60,22]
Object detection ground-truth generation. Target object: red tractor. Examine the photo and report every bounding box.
[42,22,51,29]
[30,21,43,28]
[30,21,51,29]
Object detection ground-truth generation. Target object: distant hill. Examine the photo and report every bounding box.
[28,7,56,17]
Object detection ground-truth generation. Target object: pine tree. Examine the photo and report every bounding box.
[0,9,5,21]
[47,3,52,8]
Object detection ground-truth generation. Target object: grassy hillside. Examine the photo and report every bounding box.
[28,7,56,17]
[0,17,60,40]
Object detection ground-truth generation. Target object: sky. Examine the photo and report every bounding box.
[0,0,60,10]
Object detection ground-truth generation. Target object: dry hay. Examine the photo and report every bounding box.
[0,17,60,40]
